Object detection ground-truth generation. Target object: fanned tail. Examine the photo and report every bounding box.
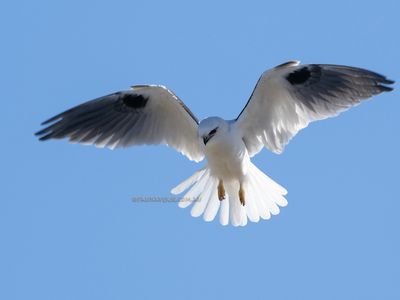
[171,163,288,227]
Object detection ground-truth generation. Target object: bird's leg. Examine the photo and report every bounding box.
[239,183,245,206]
[218,179,225,201]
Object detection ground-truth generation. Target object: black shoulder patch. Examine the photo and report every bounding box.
[122,94,148,109]
[286,67,311,85]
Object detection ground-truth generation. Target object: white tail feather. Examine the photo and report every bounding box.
[171,163,288,226]
[191,177,215,217]
[171,167,206,195]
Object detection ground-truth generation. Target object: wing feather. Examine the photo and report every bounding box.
[236,61,394,156]
[36,85,204,162]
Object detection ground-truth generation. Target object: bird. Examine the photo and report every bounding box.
[36,61,394,226]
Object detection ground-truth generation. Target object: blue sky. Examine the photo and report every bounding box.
[2,0,399,299]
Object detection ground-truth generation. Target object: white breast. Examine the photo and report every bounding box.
[204,130,250,181]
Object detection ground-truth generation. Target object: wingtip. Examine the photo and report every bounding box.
[35,124,54,136]
[34,129,46,136]
[379,78,395,92]
[40,116,58,125]
[34,126,54,140]
[381,85,394,92]
[385,78,395,85]
[37,132,53,141]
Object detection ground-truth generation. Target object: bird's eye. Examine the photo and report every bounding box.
[209,128,218,135]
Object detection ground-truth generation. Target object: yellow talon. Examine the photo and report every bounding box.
[239,184,245,206]
[218,180,225,201]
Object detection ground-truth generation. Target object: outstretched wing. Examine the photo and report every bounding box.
[36,85,204,162]
[235,61,394,156]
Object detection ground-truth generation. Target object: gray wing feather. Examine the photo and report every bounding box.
[36,85,204,162]
[290,64,393,115]
[236,62,394,156]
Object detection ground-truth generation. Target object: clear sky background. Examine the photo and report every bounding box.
[2,0,399,299]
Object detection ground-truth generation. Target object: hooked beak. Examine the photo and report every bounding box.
[203,135,211,145]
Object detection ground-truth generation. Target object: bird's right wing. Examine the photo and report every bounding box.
[36,85,204,162]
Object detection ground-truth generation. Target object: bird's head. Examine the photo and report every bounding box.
[198,117,228,146]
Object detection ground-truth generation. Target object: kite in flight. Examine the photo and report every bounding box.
[36,61,394,226]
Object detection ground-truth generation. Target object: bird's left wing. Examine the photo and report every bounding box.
[235,61,394,156]
[36,85,204,162]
